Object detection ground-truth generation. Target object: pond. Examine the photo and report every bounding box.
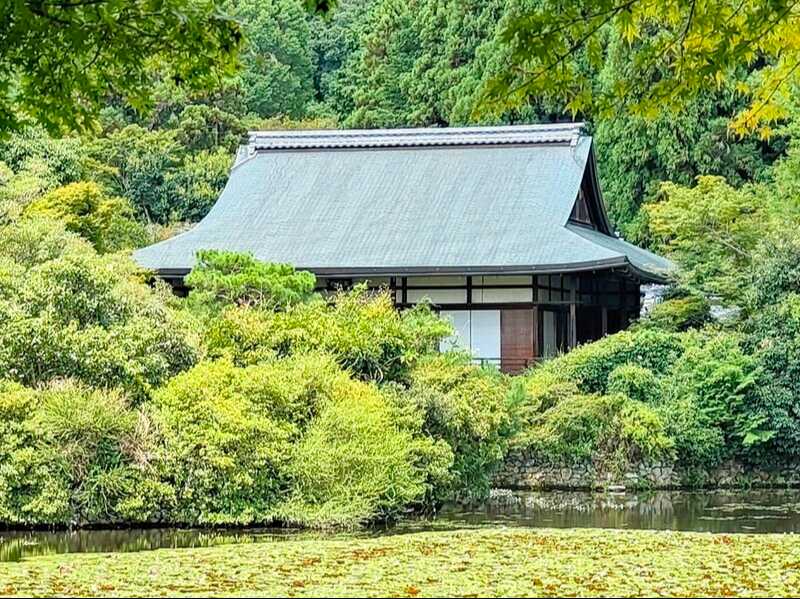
[2,489,799,562]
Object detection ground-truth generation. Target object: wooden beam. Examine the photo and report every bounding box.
[569,284,577,349]
[569,303,577,349]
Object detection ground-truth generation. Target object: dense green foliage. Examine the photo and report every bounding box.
[0,219,197,403]
[205,284,450,381]
[186,249,316,311]
[0,0,242,134]
[5,0,800,529]
[24,182,147,252]
[0,380,147,526]
[516,329,759,476]
[0,217,513,526]
[487,1,800,137]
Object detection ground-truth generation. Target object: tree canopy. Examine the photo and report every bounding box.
[484,0,800,136]
[0,0,243,134]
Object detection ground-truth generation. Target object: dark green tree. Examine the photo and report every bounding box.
[234,0,317,119]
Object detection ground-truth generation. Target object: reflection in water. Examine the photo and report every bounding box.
[2,489,799,562]
[0,527,367,563]
[435,489,800,534]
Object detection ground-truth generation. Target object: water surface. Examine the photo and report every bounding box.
[2,489,798,562]
[438,489,800,534]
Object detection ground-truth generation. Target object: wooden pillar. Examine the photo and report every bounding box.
[569,303,577,349]
[569,283,577,349]
[601,306,608,337]
[532,305,539,359]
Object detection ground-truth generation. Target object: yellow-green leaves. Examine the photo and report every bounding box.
[24,181,146,253]
[484,0,800,136]
[645,176,769,300]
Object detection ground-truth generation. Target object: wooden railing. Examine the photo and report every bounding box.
[474,357,541,374]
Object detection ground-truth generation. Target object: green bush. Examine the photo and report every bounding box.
[149,355,347,525]
[517,328,775,471]
[0,219,198,400]
[185,250,317,311]
[743,294,800,457]
[518,369,582,425]
[657,396,726,474]
[662,332,764,452]
[538,328,685,395]
[394,353,517,501]
[0,380,155,526]
[277,380,444,527]
[642,293,711,331]
[749,235,800,311]
[149,353,450,527]
[24,181,147,252]
[520,391,674,472]
[206,286,452,382]
[0,216,87,268]
[607,363,660,404]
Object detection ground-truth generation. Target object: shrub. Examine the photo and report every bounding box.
[662,332,764,453]
[24,181,147,252]
[185,250,316,311]
[743,294,800,457]
[642,293,711,331]
[607,363,660,404]
[149,353,405,525]
[0,219,198,400]
[396,353,517,501]
[519,368,582,420]
[520,392,674,473]
[749,235,800,311]
[0,216,87,268]
[0,380,154,526]
[517,333,683,472]
[205,286,451,382]
[277,381,442,527]
[657,396,726,474]
[150,356,320,525]
[538,328,685,395]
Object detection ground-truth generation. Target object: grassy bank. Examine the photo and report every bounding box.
[2,527,799,597]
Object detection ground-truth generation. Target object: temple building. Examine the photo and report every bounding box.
[135,123,672,373]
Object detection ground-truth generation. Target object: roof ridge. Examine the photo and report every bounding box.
[246,123,586,151]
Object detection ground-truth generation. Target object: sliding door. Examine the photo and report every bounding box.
[500,309,534,373]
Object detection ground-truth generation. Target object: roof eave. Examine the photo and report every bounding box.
[145,256,670,281]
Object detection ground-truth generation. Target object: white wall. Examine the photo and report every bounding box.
[439,309,501,365]
[439,310,470,352]
[470,310,501,365]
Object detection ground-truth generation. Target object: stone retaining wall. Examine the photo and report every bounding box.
[494,450,800,490]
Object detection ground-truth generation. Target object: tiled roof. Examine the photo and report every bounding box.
[135,123,671,282]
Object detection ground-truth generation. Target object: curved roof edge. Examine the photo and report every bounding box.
[145,256,669,283]
[566,224,673,283]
